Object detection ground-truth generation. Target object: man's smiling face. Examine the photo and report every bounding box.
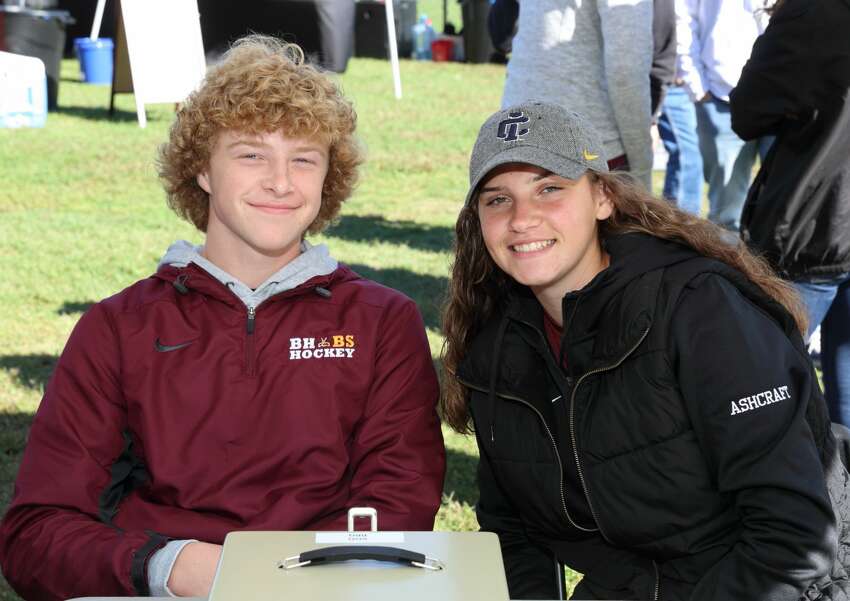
[198,129,330,265]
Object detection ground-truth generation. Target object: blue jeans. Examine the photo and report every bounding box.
[794,274,850,427]
[694,97,771,230]
[658,86,703,216]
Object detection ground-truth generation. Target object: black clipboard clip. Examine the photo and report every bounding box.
[278,545,445,571]
[278,507,445,572]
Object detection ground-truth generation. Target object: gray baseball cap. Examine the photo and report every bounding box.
[465,101,609,205]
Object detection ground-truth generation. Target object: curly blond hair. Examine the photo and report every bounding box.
[158,34,363,234]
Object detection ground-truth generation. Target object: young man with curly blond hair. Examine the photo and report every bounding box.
[0,35,445,601]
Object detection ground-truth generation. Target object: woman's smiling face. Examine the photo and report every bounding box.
[477,163,613,305]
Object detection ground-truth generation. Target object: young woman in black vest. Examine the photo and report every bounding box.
[441,101,850,600]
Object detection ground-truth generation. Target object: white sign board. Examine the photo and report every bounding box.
[119,0,206,127]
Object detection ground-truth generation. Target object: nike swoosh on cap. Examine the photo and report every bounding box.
[583,149,599,161]
[154,338,194,353]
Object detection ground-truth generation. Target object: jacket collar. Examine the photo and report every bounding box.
[156,239,338,309]
[153,262,356,310]
[458,233,700,391]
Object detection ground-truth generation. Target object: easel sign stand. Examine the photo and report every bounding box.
[109,0,206,127]
[384,1,402,99]
[90,0,106,39]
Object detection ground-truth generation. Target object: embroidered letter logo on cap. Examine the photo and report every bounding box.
[464,102,610,206]
[496,111,530,142]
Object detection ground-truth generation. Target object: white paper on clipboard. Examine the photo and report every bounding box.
[315,531,405,544]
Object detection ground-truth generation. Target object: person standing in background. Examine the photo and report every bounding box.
[650,0,677,117]
[497,0,654,189]
[487,0,518,59]
[730,0,850,426]
[657,0,703,216]
[682,0,769,230]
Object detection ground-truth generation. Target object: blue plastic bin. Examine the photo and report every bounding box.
[74,37,113,84]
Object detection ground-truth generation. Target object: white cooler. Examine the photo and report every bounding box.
[0,50,47,128]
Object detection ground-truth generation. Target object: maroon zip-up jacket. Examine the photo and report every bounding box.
[0,262,445,601]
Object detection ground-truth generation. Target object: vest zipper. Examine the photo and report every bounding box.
[246,305,256,376]
[653,560,661,600]
[458,378,597,533]
[568,326,651,542]
[463,319,655,585]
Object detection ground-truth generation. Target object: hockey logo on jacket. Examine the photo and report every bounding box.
[289,334,356,360]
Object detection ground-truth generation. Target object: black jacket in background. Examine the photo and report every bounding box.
[730,0,850,279]
[488,0,519,53]
[458,233,850,600]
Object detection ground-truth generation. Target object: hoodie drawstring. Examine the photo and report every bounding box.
[488,316,510,443]
[173,274,189,295]
[313,286,332,298]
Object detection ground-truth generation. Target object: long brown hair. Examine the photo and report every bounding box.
[440,171,807,434]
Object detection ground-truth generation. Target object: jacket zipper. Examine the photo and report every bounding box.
[458,378,597,533]
[568,326,651,542]
[246,305,256,376]
[653,559,661,600]
[463,320,655,586]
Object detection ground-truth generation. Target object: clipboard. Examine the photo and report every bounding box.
[209,509,510,601]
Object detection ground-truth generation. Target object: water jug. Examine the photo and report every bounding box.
[412,15,435,60]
